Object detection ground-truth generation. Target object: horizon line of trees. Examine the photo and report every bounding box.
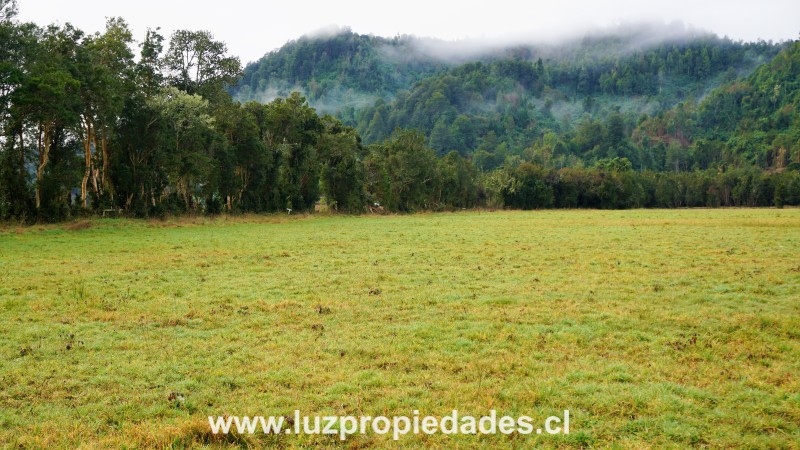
[1,2,799,223]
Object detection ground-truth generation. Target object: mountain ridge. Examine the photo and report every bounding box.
[232,25,793,171]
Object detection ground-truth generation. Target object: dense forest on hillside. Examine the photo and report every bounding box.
[236,28,784,166]
[1,0,799,222]
[236,30,448,111]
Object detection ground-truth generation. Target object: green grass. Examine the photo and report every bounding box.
[1,209,798,449]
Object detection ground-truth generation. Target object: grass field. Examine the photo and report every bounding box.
[1,209,799,449]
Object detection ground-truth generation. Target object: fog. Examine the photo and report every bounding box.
[17,0,800,64]
[238,82,378,114]
[373,21,718,65]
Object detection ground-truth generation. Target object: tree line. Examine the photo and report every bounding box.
[1,3,798,222]
[487,162,800,209]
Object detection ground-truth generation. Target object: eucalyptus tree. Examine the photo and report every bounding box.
[21,25,81,209]
[74,17,135,208]
[162,30,240,98]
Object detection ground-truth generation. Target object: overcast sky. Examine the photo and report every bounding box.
[17,0,800,64]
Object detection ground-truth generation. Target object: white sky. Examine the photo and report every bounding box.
[17,0,800,64]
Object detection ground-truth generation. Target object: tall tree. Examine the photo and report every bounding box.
[163,30,240,97]
[0,3,37,219]
[111,28,167,215]
[22,26,80,209]
[75,17,134,208]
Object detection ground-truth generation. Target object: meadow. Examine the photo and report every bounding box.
[0,209,798,449]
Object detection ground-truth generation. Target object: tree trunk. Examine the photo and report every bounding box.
[91,130,100,199]
[19,127,25,177]
[81,120,94,208]
[35,122,53,210]
[100,129,111,200]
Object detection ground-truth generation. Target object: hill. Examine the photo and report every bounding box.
[235,28,449,112]
[633,40,800,169]
[233,26,784,168]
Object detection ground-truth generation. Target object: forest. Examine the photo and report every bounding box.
[1,0,800,222]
